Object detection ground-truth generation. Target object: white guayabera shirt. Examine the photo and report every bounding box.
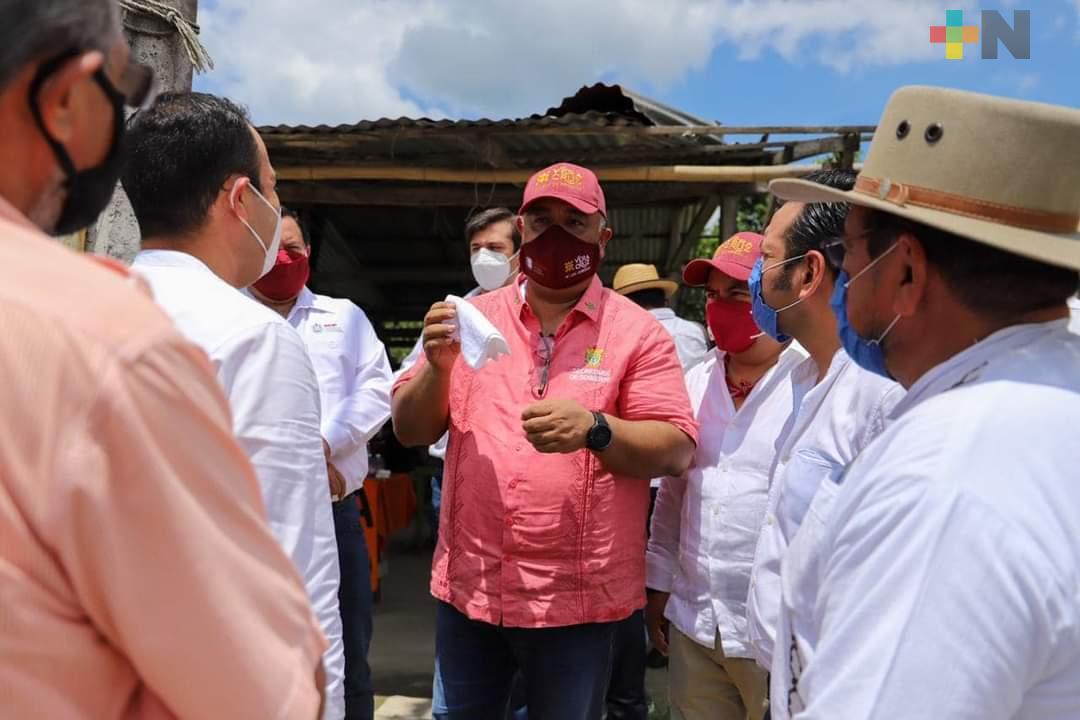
[646,345,805,656]
[746,349,903,669]
[773,320,1080,720]
[132,250,346,720]
[286,287,393,496]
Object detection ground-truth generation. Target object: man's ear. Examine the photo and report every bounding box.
[222,175,252,221]
[35,51,105,146]
[894,233,927,317]
[800,250,829,301]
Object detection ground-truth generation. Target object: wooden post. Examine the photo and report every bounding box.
[86,0,199,261]
[720,194,740,242]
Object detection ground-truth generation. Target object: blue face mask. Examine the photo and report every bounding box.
[830,243,902,379]
[749,255,806,343]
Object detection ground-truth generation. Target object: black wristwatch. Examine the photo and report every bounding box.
[585,411,613,452]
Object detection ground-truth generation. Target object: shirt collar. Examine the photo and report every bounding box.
[650,308,676,320]
[889,320,1065,420]
[513,274,604,324]
[134,249,217,276]
[791,347,848,388]
[293,286,319,311]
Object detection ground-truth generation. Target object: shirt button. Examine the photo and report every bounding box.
[503,554,512,562]
[508,480,518,490]
[505,517,514,527]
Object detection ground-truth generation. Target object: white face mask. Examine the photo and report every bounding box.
[471,247,515,291]
[234,182,282,279]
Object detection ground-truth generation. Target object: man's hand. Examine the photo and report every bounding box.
[327,462,347,500]
[521,399,595,454]
[646,590,671,655]
[422,301,461,372]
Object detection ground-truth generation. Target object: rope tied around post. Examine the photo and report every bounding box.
[119,0,214,74]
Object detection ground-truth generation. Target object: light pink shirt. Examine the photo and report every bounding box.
[395,276,698,628]
[0,197,326,719]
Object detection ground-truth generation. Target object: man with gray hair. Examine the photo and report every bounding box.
[0,2,329,719]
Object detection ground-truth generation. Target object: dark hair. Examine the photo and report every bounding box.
[625,288,668,310]
[465,207,519,249]
[122,91,261,239]
[281,206,308,245]
[0,0,118,92]
[864,210,1079,317]
[776,168,856,288]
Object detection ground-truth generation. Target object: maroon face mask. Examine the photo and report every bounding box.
[254,248,310,301]
[519,224,601,290]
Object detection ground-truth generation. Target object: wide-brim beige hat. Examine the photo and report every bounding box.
[770,86,1080,271]
[612,263,678,297]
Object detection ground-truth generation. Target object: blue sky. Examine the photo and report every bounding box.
[658,6,1077,127]
[193,1,1078,130]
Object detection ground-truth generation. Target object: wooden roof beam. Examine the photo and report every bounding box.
[277,163,838,184]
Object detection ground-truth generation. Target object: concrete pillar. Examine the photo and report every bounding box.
[86,0,198,262]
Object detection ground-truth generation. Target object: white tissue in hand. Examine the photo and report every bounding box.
[445,294,510,369]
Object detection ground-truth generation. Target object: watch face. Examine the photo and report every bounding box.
[589,424,613,450]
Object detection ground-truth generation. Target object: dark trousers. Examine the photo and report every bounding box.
[334,495,375,720]
[436,601,617,720]
[605,609,648,719]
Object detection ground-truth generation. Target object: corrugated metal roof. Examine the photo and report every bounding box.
[259,110,649,136]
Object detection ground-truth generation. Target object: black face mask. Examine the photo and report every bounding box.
[29,52,126,236]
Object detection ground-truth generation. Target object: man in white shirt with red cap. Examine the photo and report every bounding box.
[646,231,803,720]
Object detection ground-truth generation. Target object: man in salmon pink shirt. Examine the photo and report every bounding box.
[393,162,698,720]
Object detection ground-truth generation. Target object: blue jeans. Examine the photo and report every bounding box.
[605,610,648,720]
[435,601,616,720]
[433,658,528,720]
[334,495,374,720]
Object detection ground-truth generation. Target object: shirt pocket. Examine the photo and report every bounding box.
[779,449,844,537]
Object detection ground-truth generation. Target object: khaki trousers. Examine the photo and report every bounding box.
[669,627,767,720]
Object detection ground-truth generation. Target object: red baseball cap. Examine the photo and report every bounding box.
[519,162,607,218]
[683,231,764,286]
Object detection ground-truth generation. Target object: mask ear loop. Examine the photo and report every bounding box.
[846,242,903,346]
[231,179,273,254]
[869,315,902,346]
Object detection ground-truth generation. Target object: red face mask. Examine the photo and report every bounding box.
[253,248,310,301]
[519,224,601,290]
[706,297,760,354]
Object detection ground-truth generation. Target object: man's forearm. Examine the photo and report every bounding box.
[392,363,452,447]
[596,417,695,480]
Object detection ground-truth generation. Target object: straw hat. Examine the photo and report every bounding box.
[770,86,1080,271]
[612,263,678,297]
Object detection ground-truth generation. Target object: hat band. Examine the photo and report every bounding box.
[855,175,1080,233]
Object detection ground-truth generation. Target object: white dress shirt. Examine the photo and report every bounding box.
[746,349,903,668]
[396,287,483,461]
[286,287,393,496]
[773,320,1080,720]
[646,345,805,656]
[1069,295,1079,333]
[132,250,345,719]
[650,307,709,372]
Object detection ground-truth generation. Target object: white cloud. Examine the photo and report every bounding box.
[194,0,979,125]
